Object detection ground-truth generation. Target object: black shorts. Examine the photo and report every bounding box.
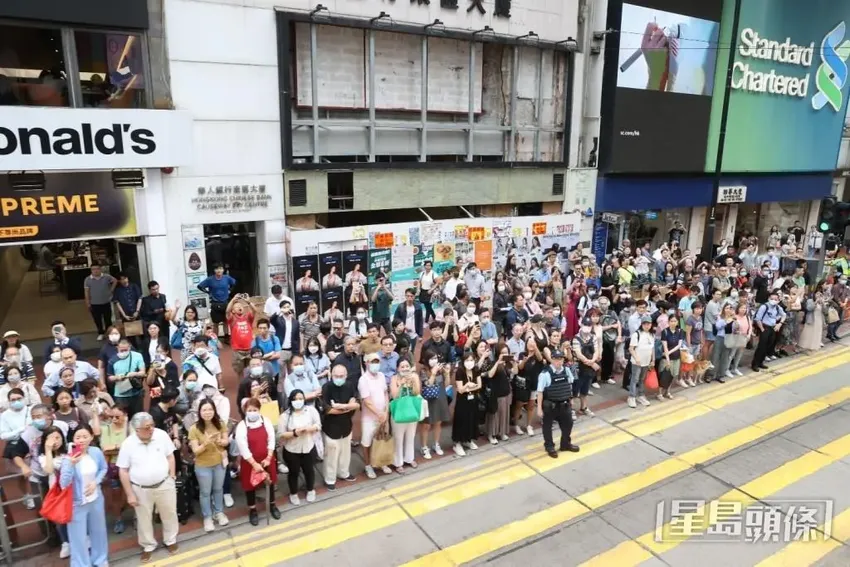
[574,369,594,397]
[210,301,227,324]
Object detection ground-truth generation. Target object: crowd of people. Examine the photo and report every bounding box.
[1,226,848,565]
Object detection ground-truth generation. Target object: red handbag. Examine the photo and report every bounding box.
[645,368,659,390]
[39,474,73,525]
[249,468,268,488]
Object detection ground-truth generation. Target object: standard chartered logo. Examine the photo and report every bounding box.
[812,22,850,112]
[732,24,850,110]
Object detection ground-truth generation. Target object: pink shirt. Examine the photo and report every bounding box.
[358,372,388,423]
[735,315,750,336]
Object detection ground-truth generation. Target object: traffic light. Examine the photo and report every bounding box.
[817,197,850,233]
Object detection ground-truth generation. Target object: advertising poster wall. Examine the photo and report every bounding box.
[341,250,368,316]
[292,255,319,317]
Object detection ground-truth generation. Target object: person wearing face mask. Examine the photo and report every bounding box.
[321,364,359,490]
[491,276,511,335]
[571,317,599,418]
[42,349,99,399]
[270,299,300,367]
[194,384,231,425]
[188,399,230,533]
[751,291,787,372]
[0,366,40,411]
[358,352,392,479]
[535,349,579,458]
[284,354,322,407]
[389,360,422,471]
[463,262,485,310]
[107,339,146,420]
[12,404,70,516]
[76,379,114,422]
[458,302,479,333]
[0,341,35,385]
[238,357,274,418]
[451,353,481,456]
[393,288,424,353]
[348,308,371,339]
[176,370,201,415]
[278,389,321,505]
[1,387,31,460]
[0,330,32,366]
[145,344,180,407]
[304,337,331,386]
[183,336,223,393]
[336,337,363,389]
[419,350,451,457]
[42,320,83,362]
[44,345,65,384]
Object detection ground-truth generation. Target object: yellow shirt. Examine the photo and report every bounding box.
[188,423,227,468]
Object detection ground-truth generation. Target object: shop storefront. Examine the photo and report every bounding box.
[0,106,193,337]
[286,213,582,317]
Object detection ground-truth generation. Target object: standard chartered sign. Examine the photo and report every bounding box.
[731,23,850,112]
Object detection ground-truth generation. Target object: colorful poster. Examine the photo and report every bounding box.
[341,249,368,315]
[268,264,288,288]
[493,219,512,238]
[184,250,206,275]
[421,222,441,245]
[368,249,393,287]
[433,242,455,265]
[474,240,493,271]
[414,244,433,267]
[455,241,474,268]
[409,226,421,246]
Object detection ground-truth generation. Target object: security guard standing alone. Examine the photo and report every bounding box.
[536,349,580,458]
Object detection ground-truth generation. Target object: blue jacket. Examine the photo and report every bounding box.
[59,446,108,506]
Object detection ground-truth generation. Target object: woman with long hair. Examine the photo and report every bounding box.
[189,399,230,532]
[304,337,331,387]
[99,404,130,534]
[418,349,450,460]
[452,352,481,456]
[711,302,736,383]
[390,359,421,472]
[727,302,752,376]
[176,305,204,361]
[57,425,109,567]
[278,389,321,505]
[39,426,70,558]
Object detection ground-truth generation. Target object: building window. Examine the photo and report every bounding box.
[0,24,69,107]
[288,22,569,165]
[74,31,146,108]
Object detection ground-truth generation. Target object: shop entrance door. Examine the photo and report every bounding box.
[203,223,258,296]
[116,239,149,289]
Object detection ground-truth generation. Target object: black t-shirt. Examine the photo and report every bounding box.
[522,355,546,391]
[661,328,685,360]
[148,361,180,402]
[420,338,451,365]
[322,381,357,439]
[325,334,346,356]
[484,360,511,398]
[150,404,178,434]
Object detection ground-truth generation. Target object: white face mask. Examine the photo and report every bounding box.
[464,360,475,370]
[368,362,380,374]
[466,306,476,315]
[195,348,208,357]
[291,399,305,410]
[523,292,532,299]
[429,358,439,368]
[356,313,366,320]
[50,352,62,362]
[108,334,120,344]
[308,345,319,354]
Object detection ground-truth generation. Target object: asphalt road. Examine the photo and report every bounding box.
[116,345,850,567]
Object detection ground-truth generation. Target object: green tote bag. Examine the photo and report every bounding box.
[390,387,423,424]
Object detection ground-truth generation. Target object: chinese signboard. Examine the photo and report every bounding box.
[717,185,748,204]
[192,184,272,214]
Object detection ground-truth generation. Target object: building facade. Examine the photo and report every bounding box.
[585,0,850,257]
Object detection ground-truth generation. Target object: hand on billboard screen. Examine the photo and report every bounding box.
[641,22,671,91]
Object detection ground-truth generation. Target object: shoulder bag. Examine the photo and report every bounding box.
[40,472,73,525]
[389,386,423,424]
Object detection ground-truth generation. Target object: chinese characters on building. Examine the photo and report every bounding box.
[381,0,511,17]
[193,184,272,214]
[655,500,832,543]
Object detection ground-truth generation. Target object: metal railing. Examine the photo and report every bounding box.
[0,471,52,566]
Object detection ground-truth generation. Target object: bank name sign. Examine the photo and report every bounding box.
[732,23,850,112]
[0,107,194,171]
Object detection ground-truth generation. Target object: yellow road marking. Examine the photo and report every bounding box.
[755,507,850,567]
[588,432,850,566]
[154,349,850,566]
[400,390,850,567]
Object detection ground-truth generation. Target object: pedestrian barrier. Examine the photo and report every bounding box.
[0,471,52,566]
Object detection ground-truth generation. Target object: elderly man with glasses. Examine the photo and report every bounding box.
[116,412,179,562]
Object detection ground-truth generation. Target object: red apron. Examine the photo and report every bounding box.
[239,419,277,492]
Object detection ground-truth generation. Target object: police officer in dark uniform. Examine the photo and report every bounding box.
[535,349,580,458]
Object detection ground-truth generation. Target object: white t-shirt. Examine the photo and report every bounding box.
[630,330,655,367]
[405,305,417,338]
[79,454,98,504]
[116,428,175,486]
[419,271,435,291]
[188,354,222,391]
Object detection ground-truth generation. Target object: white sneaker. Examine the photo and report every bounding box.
[678,379,690,388]
[364,465,377,479]
[725,371,734,379]
[289,493,301,505]
[657,393,665,401]
[571,409,577,420]
[433,443,444,456]
[24,496,35,510]
[587,389,595,396]
[526,425,534,436]
[637,396,650,407]
[278,463,289,474]
[59,543,70,559]
[214,512,229,526]
[515,425,524,435]
[203,517,215,532]
[627,397,636,408]
[500,434,509,441]
[489,436,498,445]
[582,408,595,418]
[591,382,601,389]
[453,443,466,456]
[733,369,743,376]
[606,378,616,385]
[381,466,393,474]
[421,446,432,460]
[686,379,696,387]
[306,490,316,502]
[467,440,479,450]
[96,334,104,341]
[224,493,234,508]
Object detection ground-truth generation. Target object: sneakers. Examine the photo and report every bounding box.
[515,425,524,435]
[678,379,690,388]
[215,512,229,526]
[489,436,498,445]
[581,408,595,418]
[571,409,577,420]
[627,396,637,408]
[591,382,601,389]
[306,490,316,502]
[686,378,696,387]
[96,334,104,341]
[364,465,377,479]
[204,516,216,532]
[381,466,393,474]
[421,446,432,460]
[223,494,234,508]
[278,463,289,474]
[433,443,444,457]
[637,395,650,407]
[664,391,675,400]
[733,369,743,376]
[24,496,35,510]
[289,494,301,505]
[453,443,466,456]
[408,460,419,469]
[500,434,509,442]
[526,425,534,436]
[466,440,479,450]
[59,543,70,559]
[340,474,357,482]
[113,519,126,534]
[606,378,616,385]
[724,371,734,379]
[657,393,665,401]
[587,389,595,396]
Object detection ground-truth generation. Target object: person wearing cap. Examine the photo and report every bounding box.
[1,330,33,365]
[358,352,391,479]
[627,315,655,408]
[571,316,599,418]
[535,349,579,458]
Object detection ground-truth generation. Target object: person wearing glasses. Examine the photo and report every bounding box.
[116,412,179,563]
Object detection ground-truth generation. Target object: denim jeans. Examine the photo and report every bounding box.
[728,347,745,372]
[629,365,648,398]
[194,464,225,518]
